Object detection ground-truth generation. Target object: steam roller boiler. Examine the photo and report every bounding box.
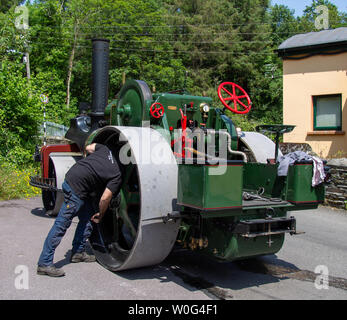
[30,39,326,272]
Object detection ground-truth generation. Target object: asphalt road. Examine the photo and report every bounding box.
[0,196,346,300]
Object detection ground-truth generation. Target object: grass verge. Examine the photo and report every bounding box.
[0,162,41,201]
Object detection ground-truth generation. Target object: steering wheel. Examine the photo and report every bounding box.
[150,102,165,119]
[217,82,252,114]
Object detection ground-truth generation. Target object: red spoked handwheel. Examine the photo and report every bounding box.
[217,82,252,114]
[150,102,165,119]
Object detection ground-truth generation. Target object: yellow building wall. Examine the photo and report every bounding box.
[283,52,347,158]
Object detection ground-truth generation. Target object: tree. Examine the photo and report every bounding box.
[27,0,78,124]
[0,0,23,13]
[63,0,102,108]
[0,60,42,165]
[269,4,299,48]
[66,0,186,99]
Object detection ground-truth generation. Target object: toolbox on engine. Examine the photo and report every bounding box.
[286,162,325,204]
[177,159,244,211]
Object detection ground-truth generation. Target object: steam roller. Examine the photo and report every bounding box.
[31,39,327,272]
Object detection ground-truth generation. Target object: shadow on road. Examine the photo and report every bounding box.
[29,202,311,297]
[55,250,73,268]
[54,240,96,267]
[104,249,302,299]
[31,207,56,219]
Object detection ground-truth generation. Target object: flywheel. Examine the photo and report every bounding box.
[115,80,152,127]
[89,126,180,271]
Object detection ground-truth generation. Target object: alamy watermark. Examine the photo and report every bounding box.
[117,121,234,175]
[14,265,29,290]
[14,6,29,30]
[315,5,329,30]
[314,265,329,290]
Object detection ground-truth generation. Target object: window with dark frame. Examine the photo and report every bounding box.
[313,94,342,131]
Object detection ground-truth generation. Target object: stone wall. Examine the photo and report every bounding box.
[325,159,347,210]
[279,142,317,156]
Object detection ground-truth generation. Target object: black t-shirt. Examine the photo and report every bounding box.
[66,143,122,199]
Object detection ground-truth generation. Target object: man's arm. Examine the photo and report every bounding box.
[91,187,113,224]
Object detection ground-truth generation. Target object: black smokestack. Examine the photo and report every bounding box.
[91,38,110,128]
[65,38,110,149]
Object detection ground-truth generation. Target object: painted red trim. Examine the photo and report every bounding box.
[205,164,244,167]
[178,202,242,211]
[41,144,81,178]
[287,200,322,204]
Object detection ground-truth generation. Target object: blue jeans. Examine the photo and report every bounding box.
[38,181,95,267]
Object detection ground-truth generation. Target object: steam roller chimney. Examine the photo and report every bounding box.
[65,38,110,149]
[90,38,110,129]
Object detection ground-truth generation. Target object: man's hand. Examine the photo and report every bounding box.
[90,188,113,224]
[91,212,103,224]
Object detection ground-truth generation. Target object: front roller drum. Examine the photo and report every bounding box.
[89,126,180,271]
[33,153,82,216]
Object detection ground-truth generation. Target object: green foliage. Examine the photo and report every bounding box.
[0,60,42,165]
[0,161,40,200]
[0,0,22,13]
[34,70,78,125]
[269,4,299,48]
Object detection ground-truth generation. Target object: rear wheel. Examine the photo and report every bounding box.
[42,158,57,215]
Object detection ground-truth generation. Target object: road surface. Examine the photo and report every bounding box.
[0,197,346,300]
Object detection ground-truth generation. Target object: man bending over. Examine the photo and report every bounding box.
[37,143,121,277]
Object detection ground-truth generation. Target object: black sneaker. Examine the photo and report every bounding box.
[70,251,96,263]
[37,265,65,277]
